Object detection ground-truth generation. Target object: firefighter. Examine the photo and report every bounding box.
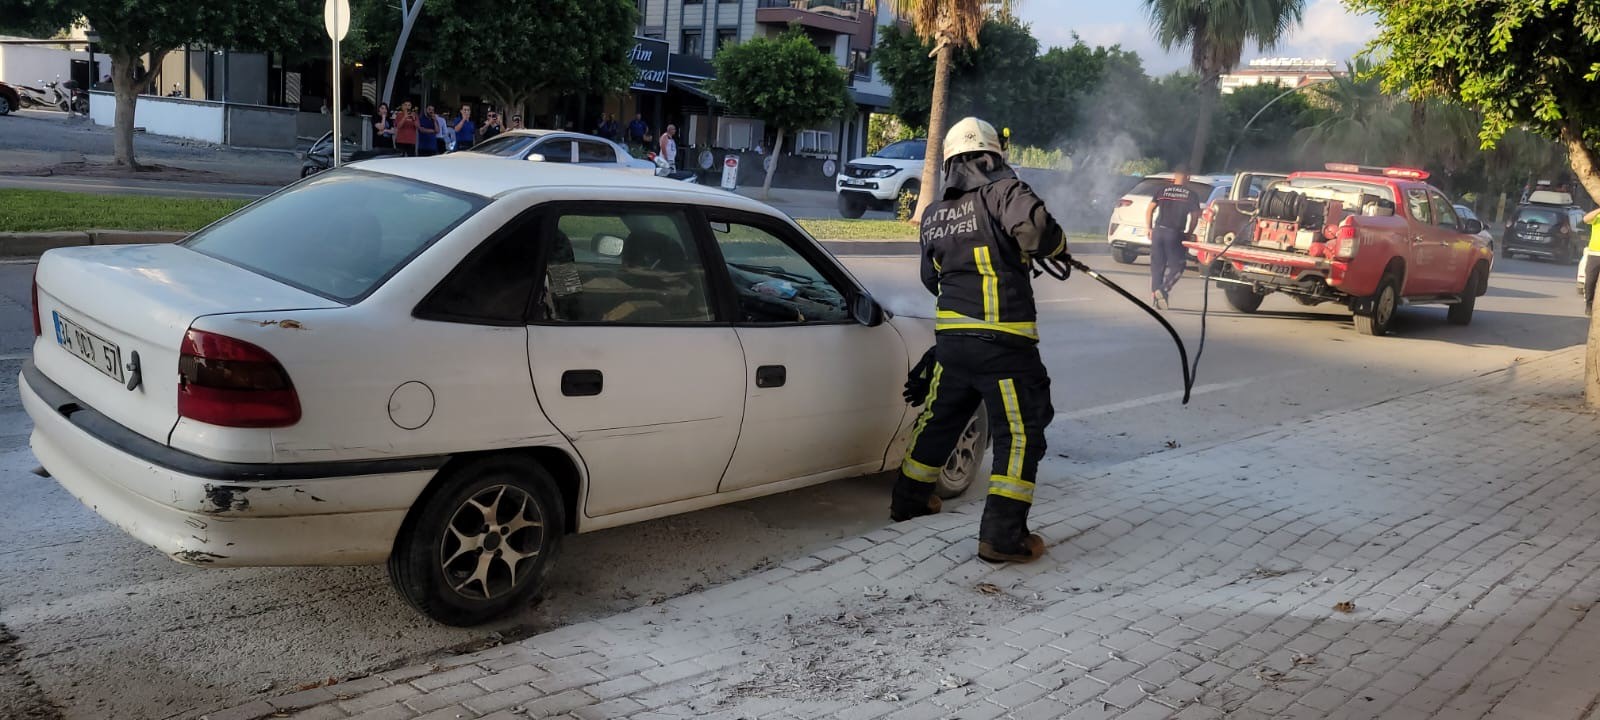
[1144,169,1203,309]
[892,117,1068,564]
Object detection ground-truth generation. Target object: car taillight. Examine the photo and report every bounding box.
[1118,199,1133,208]
[30,270,41,338]
[1335,221,1359,259]
[178,329,301,428]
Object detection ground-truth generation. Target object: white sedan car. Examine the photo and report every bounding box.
[22,157,988,625]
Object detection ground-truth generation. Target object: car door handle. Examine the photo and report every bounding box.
[755,365,786,388]
[560,370,604,397]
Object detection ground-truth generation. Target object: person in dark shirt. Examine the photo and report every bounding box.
[452,103,476,151]
[1143,170,1203,309]
[627,113,649,150]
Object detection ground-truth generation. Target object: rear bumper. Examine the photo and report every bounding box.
[21,363,438,567]
[1186,241,1364,297]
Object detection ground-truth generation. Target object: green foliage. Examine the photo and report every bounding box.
[706,27,850,136]
[1206,81,1325,170]
[0,0,321,60]
[867,114,916,154]
[1008,145,1065,169]
[424,0,635,112]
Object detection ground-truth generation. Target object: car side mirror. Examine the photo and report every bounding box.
[852,292,885,327]
[592,234,625,258]
[525,153,546,163]
[1461,218,1484,235]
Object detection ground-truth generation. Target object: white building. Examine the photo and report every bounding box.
[1220,57,1345,95]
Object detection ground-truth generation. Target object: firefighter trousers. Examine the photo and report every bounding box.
[892,333,1054,554]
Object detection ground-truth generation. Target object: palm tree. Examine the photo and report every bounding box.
[892,0,1017,222]
[1142,0,1305,171]
[1296,59,1408,165]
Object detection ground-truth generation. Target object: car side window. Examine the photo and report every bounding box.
[1430,193,1459,229]
[705,219,850,323]
[1405,188,1433,224]
[415,219,540,325]
[577,141,616,164]
[536,209,714,324]
[534,139,573,163]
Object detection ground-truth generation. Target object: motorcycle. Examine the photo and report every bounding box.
[300,131,401,177]
[648,153,699,184]
[14,79,86,114]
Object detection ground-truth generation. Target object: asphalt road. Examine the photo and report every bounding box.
[0,251,1590,719]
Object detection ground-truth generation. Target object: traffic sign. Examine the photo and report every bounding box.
[324,0,351,40]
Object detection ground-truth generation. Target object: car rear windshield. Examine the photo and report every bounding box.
[470,135,537,158]
[1514,208,1563,226]
[1127,178,1215,197]
[182,170,487,302]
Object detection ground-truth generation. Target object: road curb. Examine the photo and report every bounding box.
[0,230,188,257]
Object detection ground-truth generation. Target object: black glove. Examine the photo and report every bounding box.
[904,347,936,407]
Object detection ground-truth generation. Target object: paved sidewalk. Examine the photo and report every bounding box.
[204,348,1600,720]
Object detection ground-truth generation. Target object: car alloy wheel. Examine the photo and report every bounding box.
[440,484,545,601]
[936,405,991,499]
[0,96,10,115]
[389,455,564,626]
[1356,273,1400,337]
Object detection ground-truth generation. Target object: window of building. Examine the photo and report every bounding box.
[716,29,738,51]
[850,50,871,79]
[681,30,704,56]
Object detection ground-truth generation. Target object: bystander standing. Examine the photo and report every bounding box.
[453,104,477,151]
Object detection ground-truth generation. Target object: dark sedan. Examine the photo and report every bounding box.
[1503,203,1588,264]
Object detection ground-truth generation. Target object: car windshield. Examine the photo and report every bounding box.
[182,170,487,302]
[1515,208,1563,226]
[469,134,538,158]
[874,140,926,160]
[1127,178,1215,198]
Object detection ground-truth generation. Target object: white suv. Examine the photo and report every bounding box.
[837,139,927,218]
[1106,173,1232,264]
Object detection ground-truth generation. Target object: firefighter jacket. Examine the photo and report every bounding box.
[920,155,1068,342]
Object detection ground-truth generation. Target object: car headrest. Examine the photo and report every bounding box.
[622,230,686,271]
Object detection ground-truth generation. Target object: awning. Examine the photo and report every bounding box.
[670,78,719,104]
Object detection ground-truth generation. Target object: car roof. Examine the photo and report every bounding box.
[350,154,774,211]
[490,129,617,144]
[1143,173,1230,184]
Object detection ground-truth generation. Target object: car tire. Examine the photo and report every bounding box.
[837,193,867,219]
[1448,266,1483,326]
[388,455,565,627]
[935,404,991,500]
[1224,282,1265,313]
[0,95,11,116]
[1113,246,1139,265]
[1355,272,1401,337]
[898,180,920,208]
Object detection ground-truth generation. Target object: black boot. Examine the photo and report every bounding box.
[977,495,1044,563]
[890,475,942,522]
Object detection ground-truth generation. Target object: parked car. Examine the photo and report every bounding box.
[0,81,19,116]
[1502,191,1587,263]
[836,139,927,218]
[21,156,987,626]
[1106,173,1233,264]
[466,129,697,182]
[1454,203,1497,262]
[1188,163,1493,336]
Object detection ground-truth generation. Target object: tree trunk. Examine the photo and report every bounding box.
[1188,74,1218,172]
[110,50,147,168]
[762,127,784,201]
[1561,123,1600,408]
[382,0,424,107]
[913,41,955,224]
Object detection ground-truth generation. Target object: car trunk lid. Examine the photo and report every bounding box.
[32,244,341,446]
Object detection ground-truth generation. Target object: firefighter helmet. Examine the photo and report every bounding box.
[943,117,1003,162]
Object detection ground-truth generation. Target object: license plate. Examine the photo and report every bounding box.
[1247,263,1294,276]
[53,311,124,383]
[1130,227,1145,238]
[841,179,866,186]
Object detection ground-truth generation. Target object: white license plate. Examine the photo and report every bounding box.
[53,311,124,383]
[1247,263,1294,276]
[1130,227,1145,237]
[841,179,866,186]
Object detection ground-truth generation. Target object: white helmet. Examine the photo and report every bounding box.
[943,117,1003,162]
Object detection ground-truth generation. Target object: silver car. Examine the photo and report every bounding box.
[468,129,661,176]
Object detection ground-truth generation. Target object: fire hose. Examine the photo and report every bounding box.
[1033,220,1256,407]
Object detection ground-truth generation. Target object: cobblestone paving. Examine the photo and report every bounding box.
[203,349,1600,720]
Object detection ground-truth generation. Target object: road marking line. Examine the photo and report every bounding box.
[0,353,29,362]
[1055,369,1310,420]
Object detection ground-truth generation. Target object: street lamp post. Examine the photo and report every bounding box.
[1221,79,1332,173]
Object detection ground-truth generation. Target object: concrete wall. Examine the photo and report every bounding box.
[0,44,110,87]
[226,52,269,106]
[89,90,224,145]
[225,103,297,149]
